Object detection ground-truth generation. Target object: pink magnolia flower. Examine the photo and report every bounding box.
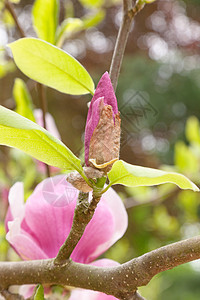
[84,72,120,169]
[5,175,127,298]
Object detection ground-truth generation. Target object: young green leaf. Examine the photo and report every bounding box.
[33,0,59,44]
[0,105,85,175]
[34,285,44,300]
[8,38,95,95]
[186,116,200,145]
[174,141,198,174]
[13,78,35,122]
[107,160,199,191]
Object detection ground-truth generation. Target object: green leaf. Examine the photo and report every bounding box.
[107,160,199,192]
[0,105,84,175]
[174,141,199,174]
[34,285,44,300]
[8,38,95,95]
[13,78,35,122]
[32,0,59,44]
[56,18,84,47]
[186,116,200,145]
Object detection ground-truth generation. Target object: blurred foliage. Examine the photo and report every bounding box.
[14,78,35,121]
[117,55,200,164]
[0,50,15,78]
[0,0,200,299]
[139,264,200,300]
[0,222,9,261]
[106,116,200,299]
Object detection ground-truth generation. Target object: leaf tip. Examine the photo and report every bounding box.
[192,183,199,192]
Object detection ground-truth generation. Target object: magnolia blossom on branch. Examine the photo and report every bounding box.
[5,175,128,298]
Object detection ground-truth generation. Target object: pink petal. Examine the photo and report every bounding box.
[69,259,119,300]
[5,175,127,263]
[4,208,12,233]
[6,219,48,260]
[87,72,118,122]
[19,285,35,299]
[69,289,98,300]
[84,97,103,166]
[40,175,79,207]
[24,178,77,258]
[97,187,128,252]
[90,258,120,268]
[8,182,25,221]
[5,182,25,232]
[6,176,78,260]
[19,285,51,299]
[71,188,128,263]
[96,292,118,300]
[71,200,114,263]
[84,72,118,165]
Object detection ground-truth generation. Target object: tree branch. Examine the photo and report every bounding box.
[54,192,101,264]
[109,0,145,91]
[0,236,200,299]
[4,0,25,38]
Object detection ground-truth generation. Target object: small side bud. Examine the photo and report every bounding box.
[66,167,104,193]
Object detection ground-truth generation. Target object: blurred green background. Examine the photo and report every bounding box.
[1,0,200,299]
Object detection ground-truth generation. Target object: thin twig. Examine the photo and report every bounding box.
[37,83,48,130]
[109,0,145,91]
[54,192,101,264]
[4,0,25,38]
[37,83,50,177]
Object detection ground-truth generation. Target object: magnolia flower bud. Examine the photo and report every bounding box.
[84,72,121,173]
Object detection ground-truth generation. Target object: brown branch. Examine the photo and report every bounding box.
[109,0,145,91]
[54,192,101,264]
[37,83,50,177]
[0,236,200,299]
[4,0,25,38]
